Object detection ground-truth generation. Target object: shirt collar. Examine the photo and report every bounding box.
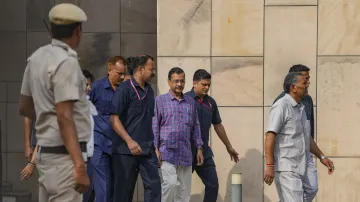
[103,77,112,89]
[189,88,210,100]
[131,77,150,88]
[188,88,197,98]
[167,91,185,101]
[285,93,304,109]
[51,39,77,57]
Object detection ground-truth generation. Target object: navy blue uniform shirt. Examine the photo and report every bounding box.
[89,76,116,154]
[186,88,222,159]
[110,77,155,155]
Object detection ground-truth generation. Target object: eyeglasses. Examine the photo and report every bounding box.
[170,79,185,84]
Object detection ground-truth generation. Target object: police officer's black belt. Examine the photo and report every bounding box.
[39,142,87,154]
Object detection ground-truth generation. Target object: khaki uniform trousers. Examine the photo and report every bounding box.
[37,152,82,202]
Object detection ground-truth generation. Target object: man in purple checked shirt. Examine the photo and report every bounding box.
[153,67,204,202]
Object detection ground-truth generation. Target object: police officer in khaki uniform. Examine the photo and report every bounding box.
[19,3,91,202]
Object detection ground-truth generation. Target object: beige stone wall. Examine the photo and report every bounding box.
[157,0,360,201]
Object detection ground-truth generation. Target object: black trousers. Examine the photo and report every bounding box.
[113,151,161,202]
[192,157,219,202]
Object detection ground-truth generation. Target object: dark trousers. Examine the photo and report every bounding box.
[83,158,95,202]
[192,157,219,202]
[91,146,114,202]
[113,152,161,202]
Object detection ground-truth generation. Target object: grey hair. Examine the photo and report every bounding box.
[283,72,303,93]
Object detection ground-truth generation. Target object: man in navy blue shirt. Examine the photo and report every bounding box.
[87,56,127,202]
[185,69,239,202]
[110,55,161,202]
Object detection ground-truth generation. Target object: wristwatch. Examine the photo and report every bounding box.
[197,147,203,151]
[320,155,327,160]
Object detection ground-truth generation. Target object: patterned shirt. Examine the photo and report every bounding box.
[273,91,314,138]
[153,91,203,167]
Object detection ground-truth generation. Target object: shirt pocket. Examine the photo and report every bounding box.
[128,100,142,116]
[288,116,304,138]
[97,100,112,115]
[179,108,193,128]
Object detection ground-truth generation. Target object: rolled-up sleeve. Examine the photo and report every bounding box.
[20,65,31,96]
[211,99,222,125]
[152,98,161,148]
[267,105,285,134]
[109,84,128,116]
[192,107,203,148]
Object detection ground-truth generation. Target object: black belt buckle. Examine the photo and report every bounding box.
[39,142,87,154]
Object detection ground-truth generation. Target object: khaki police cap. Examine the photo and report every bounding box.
[49,3,87,25]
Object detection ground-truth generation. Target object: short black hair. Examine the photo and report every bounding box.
[283,72,303,93]
[193,69,211,82]
[168,67,185,80]
[289,64,310,73]
[51,23,81,40]
[131,54,154,75]
[82,69,94,82]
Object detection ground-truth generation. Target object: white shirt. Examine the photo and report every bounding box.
[267,94,310,175]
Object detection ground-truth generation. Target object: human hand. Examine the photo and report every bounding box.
[155,148,162,167]
[264,165,275,185]
[24,146,33,162]
[196,148,204,166]
[74,164,90,193]
[321,157,335,175]
[127,139,143,155]
[20,163,35,181]
[226,146,239,163]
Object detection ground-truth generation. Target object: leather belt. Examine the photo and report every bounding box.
[39,142,87,154]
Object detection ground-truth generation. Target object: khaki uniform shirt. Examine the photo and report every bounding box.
[20,39,91,147]
[267,94,310,175]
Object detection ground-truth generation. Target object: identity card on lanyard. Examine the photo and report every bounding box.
[130,78,147,100]
[197,98,212,111]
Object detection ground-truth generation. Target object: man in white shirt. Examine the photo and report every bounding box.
[264,72,334,202]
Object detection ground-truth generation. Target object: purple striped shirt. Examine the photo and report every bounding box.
[153,91,203,167]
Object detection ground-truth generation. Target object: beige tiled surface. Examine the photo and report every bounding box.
[265,0,317,5]
[190,173,205,202]
[318,0,360,55]
[317,158,360,202]
[211,107,263,202]
[212,57,263,106]
[317,57,360,156]
[212,0,263,56]
[263,178,279,202]
[264,6,317,106]
[156,57,211,95]
[157,0,211,56]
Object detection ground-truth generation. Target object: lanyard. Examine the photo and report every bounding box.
[130,79,147,100]
[197,98,212,111]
